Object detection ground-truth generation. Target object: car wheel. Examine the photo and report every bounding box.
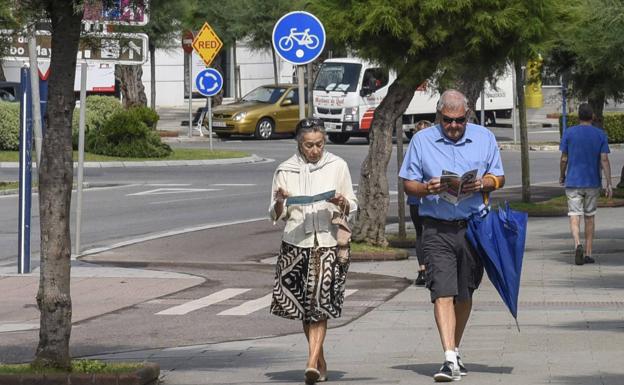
[255,118,274,140]
[328,133,350,144]
[216,133,231,139]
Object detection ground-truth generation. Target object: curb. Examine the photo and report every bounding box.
[351,248,409,261]
[0,154,267,169]
[499,142,624,151]
[0,362,159,385]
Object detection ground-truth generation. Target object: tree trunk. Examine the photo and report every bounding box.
[307,63,314,118]
[395,116,406,240]
[34,0,82,370]
[0,62,5,81]
[352,80,415,246]
[515,60,531,203]
[149,42,156,109]
[115,65,147,108]
[456,77,484,123]
[588,92,605,128]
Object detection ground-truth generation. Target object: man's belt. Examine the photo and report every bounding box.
[422,216,468,228]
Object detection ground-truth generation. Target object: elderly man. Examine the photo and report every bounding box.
[400,90,505,382]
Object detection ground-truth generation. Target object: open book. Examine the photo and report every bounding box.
[438,169,478,204]
[285,190,336,206]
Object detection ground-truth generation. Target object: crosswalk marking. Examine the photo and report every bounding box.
[217,294,273,316]
[156,288,360,317]
[156,288,251,315]
[217,289,359,316]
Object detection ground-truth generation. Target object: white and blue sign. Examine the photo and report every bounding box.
[195,68,223,97]
[272,11,325,65]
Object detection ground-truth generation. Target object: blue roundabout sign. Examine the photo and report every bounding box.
[195,68,223,97]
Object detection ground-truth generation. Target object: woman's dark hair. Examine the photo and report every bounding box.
[295,118,326,142]
[578,103,594,121]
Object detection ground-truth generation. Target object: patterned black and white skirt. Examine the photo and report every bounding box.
[270,241,349,323]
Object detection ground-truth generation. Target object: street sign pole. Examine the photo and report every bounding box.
[297,66,305,120]
[75,62,87,257]
[18,67,32,274]
[28,30,43,166]
[207,97,213,150]
[188,53,193,138]
[195,68,223,150]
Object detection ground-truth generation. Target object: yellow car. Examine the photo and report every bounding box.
[209,84,307,140]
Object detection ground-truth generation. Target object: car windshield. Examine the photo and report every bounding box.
[241,86,287,103]
[314,62,362,92]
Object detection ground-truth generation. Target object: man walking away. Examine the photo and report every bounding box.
[559,103,612,265]
[400,90,505,382]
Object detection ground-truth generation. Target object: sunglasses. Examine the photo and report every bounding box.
[441,115,467,124]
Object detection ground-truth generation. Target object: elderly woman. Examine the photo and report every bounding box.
[269,118,357,385]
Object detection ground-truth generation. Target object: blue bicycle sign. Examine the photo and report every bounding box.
[278,28,320,52]
[273,11,325,65]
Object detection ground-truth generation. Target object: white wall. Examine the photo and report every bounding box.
[142,40,295,107]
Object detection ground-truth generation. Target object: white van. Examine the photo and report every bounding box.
[313,57,513,143]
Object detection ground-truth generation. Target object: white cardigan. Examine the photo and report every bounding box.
[269,152,357,248]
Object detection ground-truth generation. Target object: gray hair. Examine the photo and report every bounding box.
[295,118,326,143]
[436,89,469,112]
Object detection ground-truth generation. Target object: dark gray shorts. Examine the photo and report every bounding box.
[421,217,484,303]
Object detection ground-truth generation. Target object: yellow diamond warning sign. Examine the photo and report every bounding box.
[192,22,223,66]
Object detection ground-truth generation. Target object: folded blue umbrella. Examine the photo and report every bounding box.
[466,204,528,331]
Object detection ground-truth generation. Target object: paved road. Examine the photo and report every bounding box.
[0,135,622,266]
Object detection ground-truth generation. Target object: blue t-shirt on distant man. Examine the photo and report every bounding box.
[559,124,610,188]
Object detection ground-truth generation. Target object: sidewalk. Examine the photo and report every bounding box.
[81,205,624,385]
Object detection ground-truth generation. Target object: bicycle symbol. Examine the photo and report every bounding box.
[278,28,320,57]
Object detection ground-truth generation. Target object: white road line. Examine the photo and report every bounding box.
[127,188,220,196]
[148,191,264,205]
[345,289,358,297]
[80,217,266,257]
[211,184,256,187]
[156,288,251,315]
[217,293,273,316]
[0,323,39,333]
[145,183,191,187]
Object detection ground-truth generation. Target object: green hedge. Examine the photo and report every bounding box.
[0,102,20,150]
[128,106,159,130]
[72,96,123,148]
[86,110,171,158]
[559,113,624,143]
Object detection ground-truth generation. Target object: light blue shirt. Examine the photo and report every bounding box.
[399,123,504,220]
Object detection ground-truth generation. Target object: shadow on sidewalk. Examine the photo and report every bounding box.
[553,320,624,332]
[393,362,514,376]
[552,372,622,385]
